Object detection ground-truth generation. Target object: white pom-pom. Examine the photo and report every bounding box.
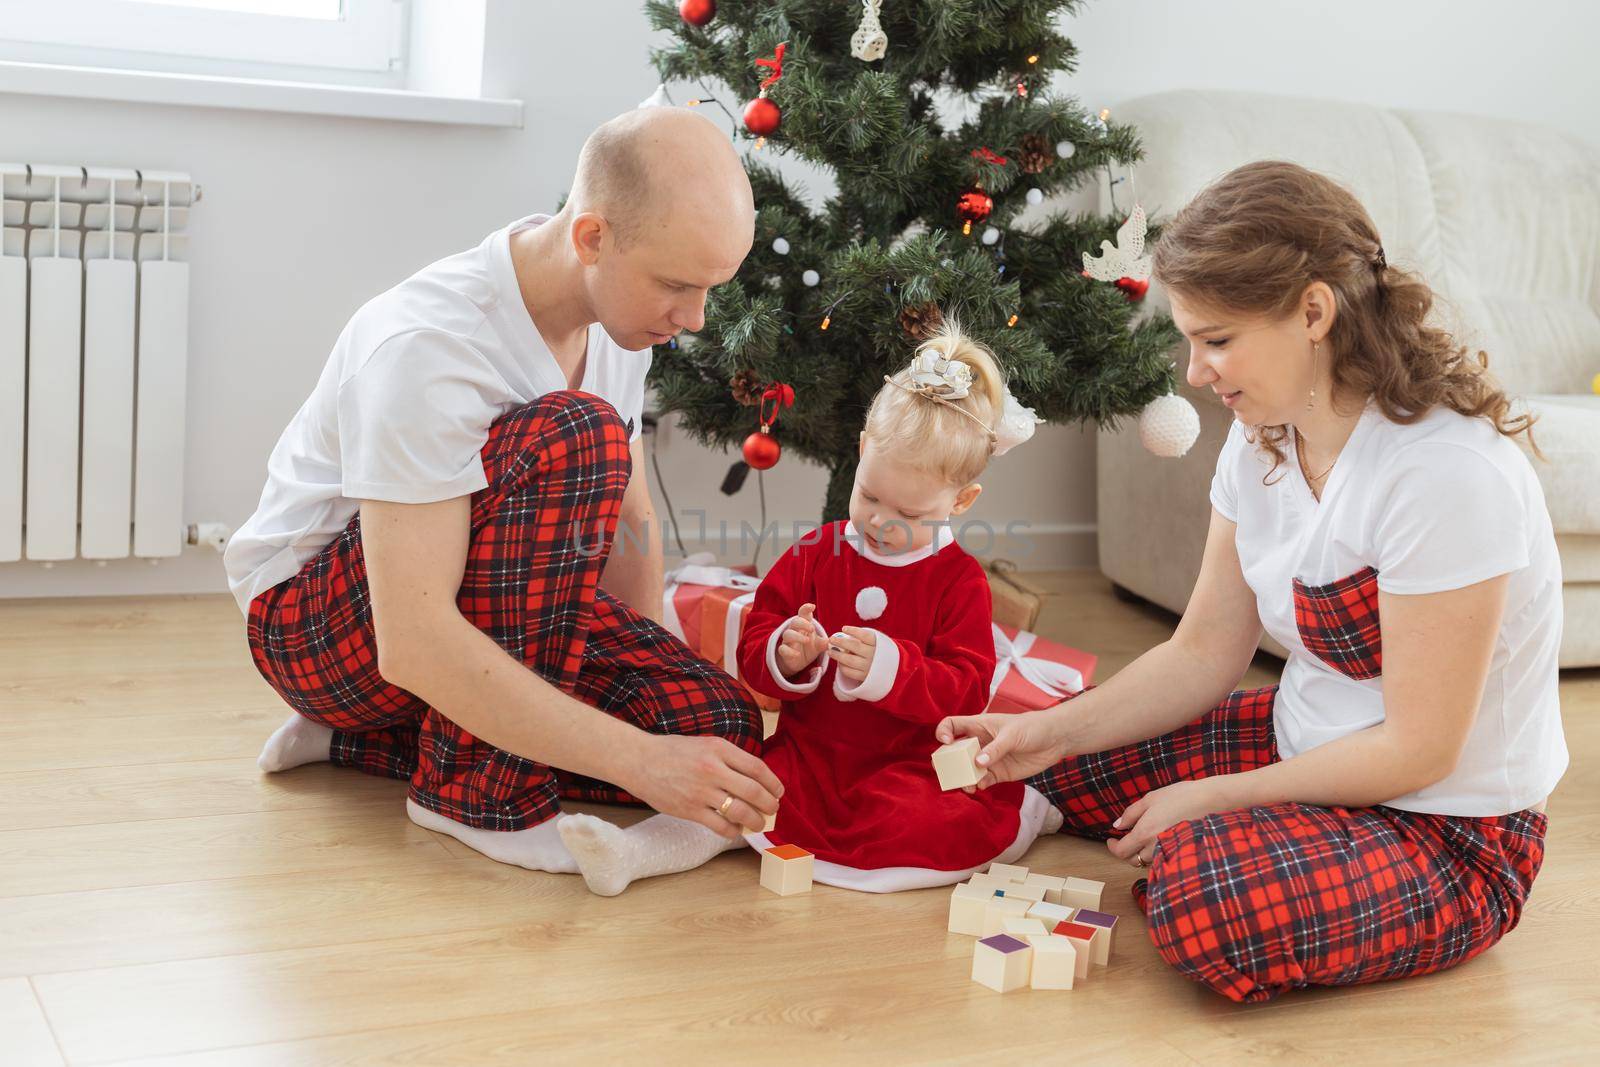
[1138,394,1201,458]
[981,226,1000,246]
[801,269,820,286]
[772,237,791,255]
[855,585,888,621]
[1055,140,1076,159]
[1025,188,1044,206]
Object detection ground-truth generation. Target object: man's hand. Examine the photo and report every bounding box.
[619,734,785,838]
[828,625,877,684]
[775,602,829,678]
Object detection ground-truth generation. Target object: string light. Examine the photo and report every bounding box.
[1027,54,1039,64]
[1007,314,1019,327]
[962,220,973,235]
[755,137,767,149]
[688,98,701,106]
[820,315,831,330]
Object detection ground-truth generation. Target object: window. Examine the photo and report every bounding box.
[0,0,403,74]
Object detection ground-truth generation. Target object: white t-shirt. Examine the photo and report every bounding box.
[1210,405,1567,816]
[224,214,650,613]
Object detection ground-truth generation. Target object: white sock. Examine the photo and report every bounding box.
[257,712,334,772]
[405,797,580,874]
[558,811,742,897]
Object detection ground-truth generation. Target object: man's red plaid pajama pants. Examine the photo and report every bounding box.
[246,390,763,831]
[1029,685,1548,1003]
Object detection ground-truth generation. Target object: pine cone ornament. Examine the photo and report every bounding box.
[1019,134,1052,175]
[730,369,765,406]
[898,302,944,341]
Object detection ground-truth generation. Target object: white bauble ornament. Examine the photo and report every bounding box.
[772,236,791,255]
[981,226,1000,246]
[1025,188,1044,206]
[855,585,888,620]
[1055,140,1076,159]
[801,269,820,286]
[1138,393,1201,458]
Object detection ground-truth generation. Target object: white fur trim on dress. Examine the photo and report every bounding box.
[765,613,830,694]
[832,627,899,703]
[743,785,1059,893]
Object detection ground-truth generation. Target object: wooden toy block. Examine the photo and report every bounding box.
[932,737,982,790]
[759,843,814,896]
[1026,901,1075,930]
[971,934,1033,993]
[967,873,1012,891]
[1061,876,1105,911]
[1073,909,1118,965]
[1001,883,1047,904]
[981,896,1033,937]
[948,883,996,936]
[986,862,1029,883]
[1052,921,1096,979]
[762,810,777,833]
[1000,916,1049,939]
[1024,873,1067,904]
[1025,934,1079,990]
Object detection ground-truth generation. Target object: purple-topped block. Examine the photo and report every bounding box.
[979,934,1029,954]
[1075,909,1117,929]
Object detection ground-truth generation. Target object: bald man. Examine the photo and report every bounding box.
[224,108,782,873]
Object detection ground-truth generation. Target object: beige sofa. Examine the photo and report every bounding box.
[1095,91,1600,667]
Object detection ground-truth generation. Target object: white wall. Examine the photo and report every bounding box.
[1,0,1592,599]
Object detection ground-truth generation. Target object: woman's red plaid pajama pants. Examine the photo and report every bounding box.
[246,391,763,831]
[1029,685,1548,1003]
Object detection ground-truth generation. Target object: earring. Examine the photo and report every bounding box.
[1306,341,1319,411]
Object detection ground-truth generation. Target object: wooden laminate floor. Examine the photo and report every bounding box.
[1,572,1594,1065]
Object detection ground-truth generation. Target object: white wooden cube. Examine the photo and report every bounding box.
[1026,901,1075,930]
[1061,876,1105,911]
[759,844,814,896]
[1025,872,1067,904]
[948,882,995,936]
[972,934,1032,992]
[1000,916,1049,938]
[1073,909,1119,965]
[931,737,982,790]
[1025,934,1079,990]
[981,896,1033,937]
[1052,921,1096,980]
[1000,883,1046,904]
[987,862,1029,883]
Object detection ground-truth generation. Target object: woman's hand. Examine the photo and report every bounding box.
[1106,777,1236,867]
[774,603,829,678]
[828,625,877,684]
[934,709,1070,790]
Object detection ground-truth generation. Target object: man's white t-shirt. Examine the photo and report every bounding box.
[1211,405,1567,817]
[224,214,650,613]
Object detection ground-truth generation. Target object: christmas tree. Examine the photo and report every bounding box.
[646,0,1181,521]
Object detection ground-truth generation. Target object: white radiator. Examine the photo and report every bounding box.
[0,163,198,564]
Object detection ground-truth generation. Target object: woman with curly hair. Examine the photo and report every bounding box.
[938,160,1567,1003]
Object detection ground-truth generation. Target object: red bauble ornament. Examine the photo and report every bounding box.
[957,188,994,233]
[678,0,716,28]
[1115,276,1150,301]
[744,96,781,136]
[743,428,781,470]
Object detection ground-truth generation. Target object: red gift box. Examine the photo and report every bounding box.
[663,555,780,713]
[986,623,1097,715]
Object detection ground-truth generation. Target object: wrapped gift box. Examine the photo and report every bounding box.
[986,623,1097,715]
[985,559,1048,633]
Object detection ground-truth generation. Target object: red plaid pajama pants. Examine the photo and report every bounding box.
[246,391,763,831]
[1029,685,1548,1003]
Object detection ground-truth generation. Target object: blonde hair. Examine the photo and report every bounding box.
[863,317,1006,487]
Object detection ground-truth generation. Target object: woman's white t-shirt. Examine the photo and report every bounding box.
[223,214,651,613]
[1210,405,1567,817]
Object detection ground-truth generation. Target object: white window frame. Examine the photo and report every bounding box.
[0,0,402,74]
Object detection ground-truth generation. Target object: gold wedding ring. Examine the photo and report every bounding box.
[717,795,736,818]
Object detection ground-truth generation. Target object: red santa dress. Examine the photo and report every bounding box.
[736,520,1058,891]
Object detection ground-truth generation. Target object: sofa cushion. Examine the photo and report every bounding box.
[1519,395,1600,535]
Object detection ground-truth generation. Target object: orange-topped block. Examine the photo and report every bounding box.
[761,844,815,895]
